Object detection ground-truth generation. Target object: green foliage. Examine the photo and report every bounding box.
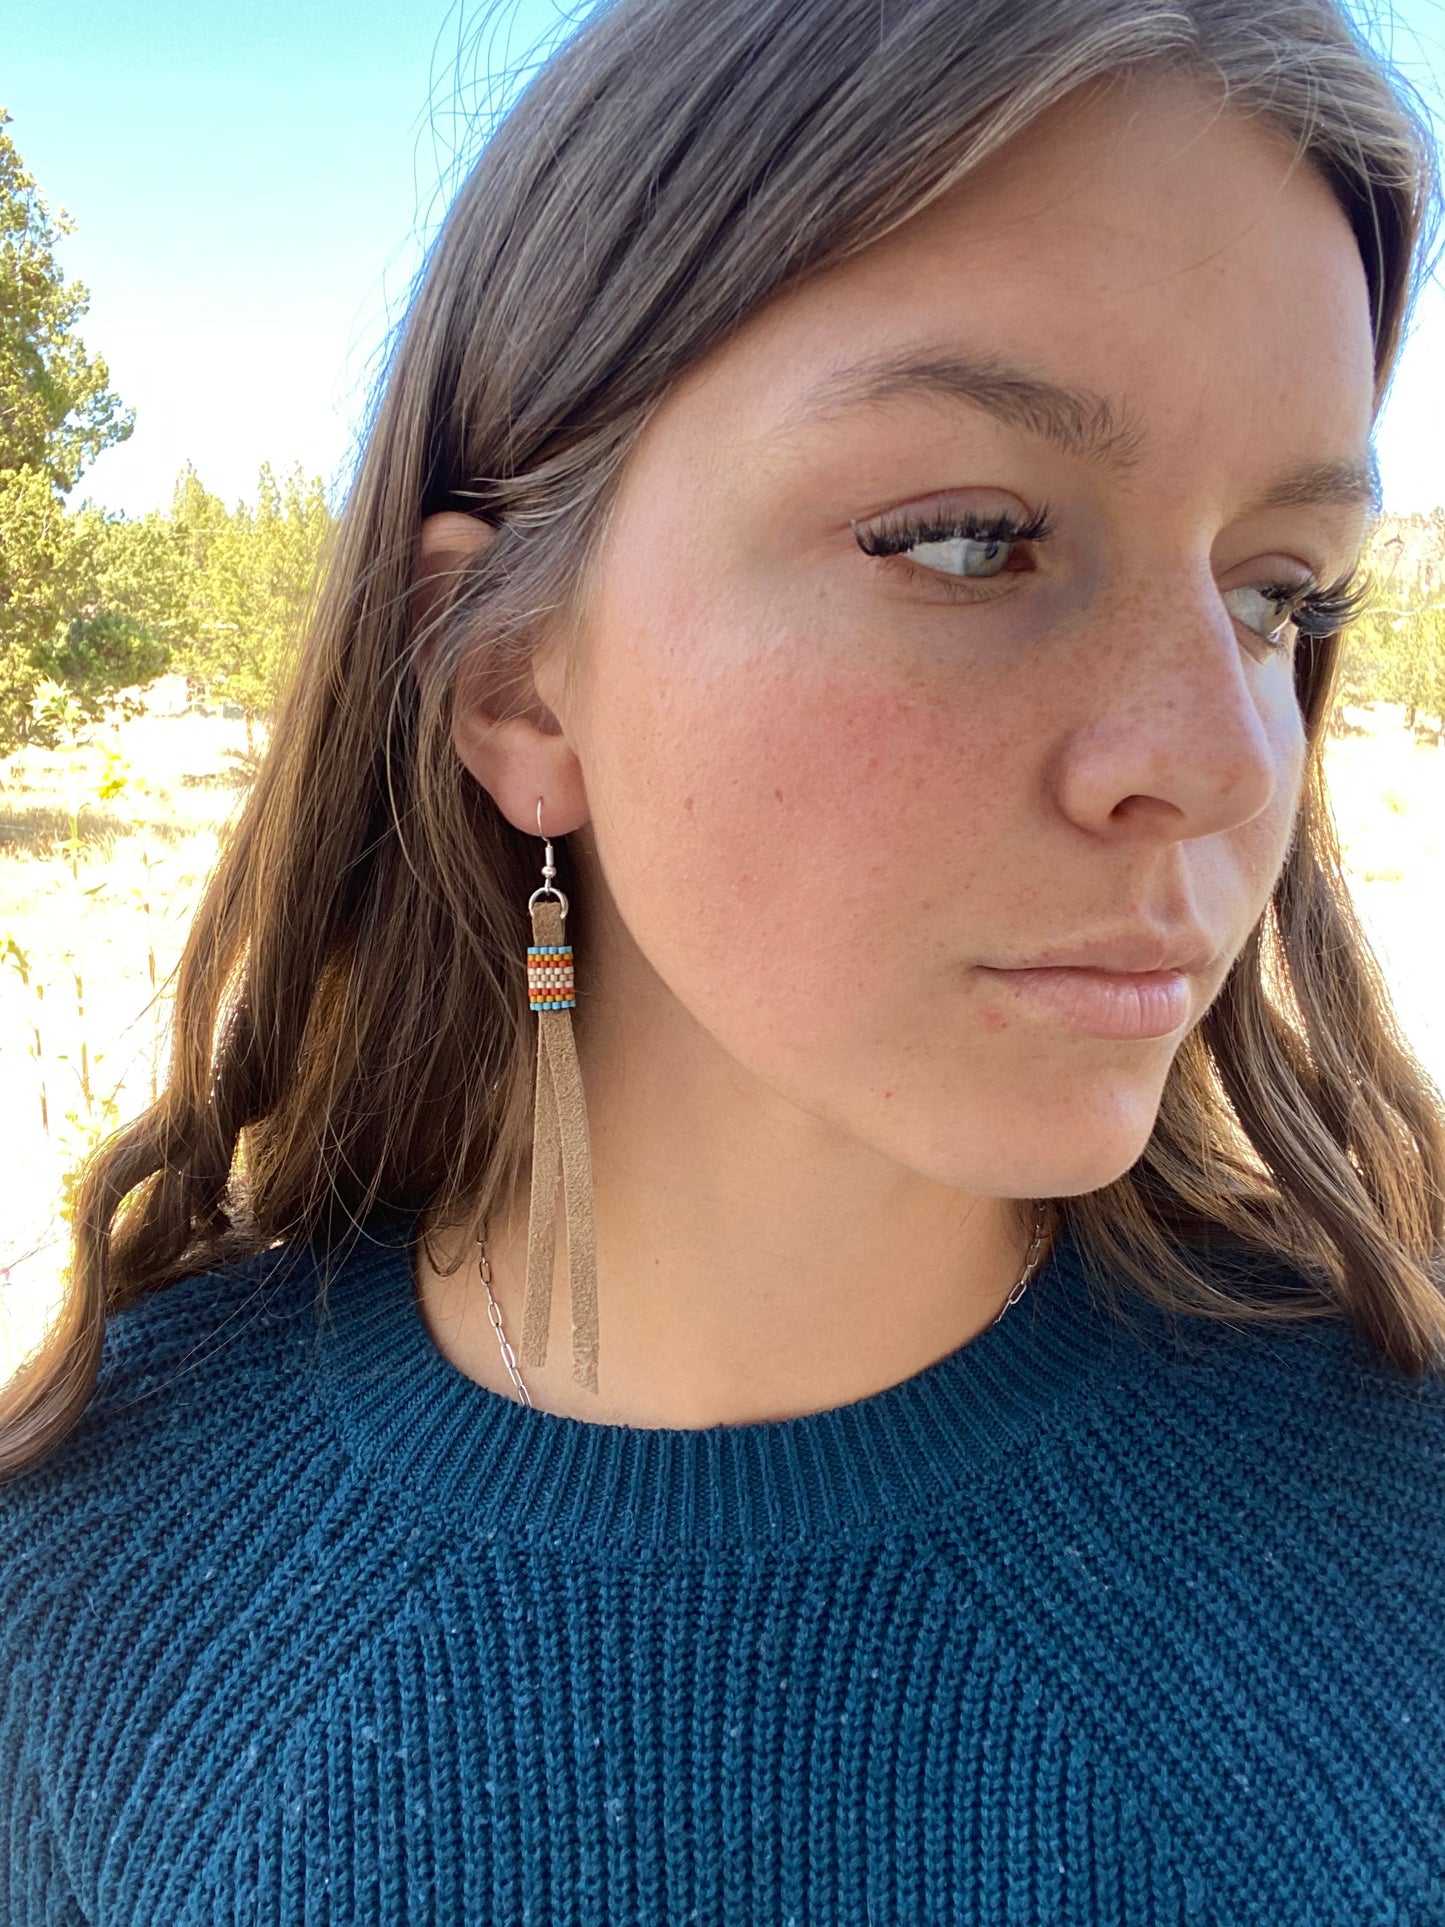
[0,108,140,753]
[0,117,330,754]
[175,462,335,719]
[166,466,231,587]
[0,449,335,755]
[0,485,177,750]
[1338,511,1445,736]
[0,108,132,489]
[0,462,82,742]
[80,500,199,655]
[33,609,168,720]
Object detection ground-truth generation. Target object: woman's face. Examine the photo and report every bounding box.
[530,68,1376,1200]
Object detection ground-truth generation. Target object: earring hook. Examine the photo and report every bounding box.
[527,794,569,914]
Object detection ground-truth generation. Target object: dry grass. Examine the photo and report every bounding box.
[1,696,1441,1385]
[1323,705,1445,1080]
[0,700,254,1375]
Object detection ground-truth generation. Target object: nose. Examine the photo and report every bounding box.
[1051,575,1290,843]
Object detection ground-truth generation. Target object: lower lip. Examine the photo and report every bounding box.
[976,965,1193,1040]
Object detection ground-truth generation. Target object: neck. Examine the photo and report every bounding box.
[418,962,1043,1429]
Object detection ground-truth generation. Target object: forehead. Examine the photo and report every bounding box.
[644,70,1375,485]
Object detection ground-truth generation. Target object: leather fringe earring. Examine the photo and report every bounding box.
[519,797,599,1392]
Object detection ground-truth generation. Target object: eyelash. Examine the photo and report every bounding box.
[853,505,1371,647]
[1256,569,1372,641]
[854,504,1055,569]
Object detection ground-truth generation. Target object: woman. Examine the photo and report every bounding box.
[3,0,1443,1918]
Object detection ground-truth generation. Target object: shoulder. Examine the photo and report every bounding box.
[1048,1260,1445,1908]
[985,1236,1445,1719]
[920,1247,1445,1913]
[1089,1242,1445,1549]
[1128,1250,1445,1473]
[1072,1230,1444,1423]
[0,1232,393,1922]
[0,1237,328,1624]
[1021,1244,1445,1741]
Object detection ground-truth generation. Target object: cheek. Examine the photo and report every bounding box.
[1246,676,1309,878]
[1192,678,1309,943]
[581,616,1023,1052]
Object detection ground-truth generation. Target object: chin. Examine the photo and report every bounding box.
[914,1074,1168,1197]
[1026,1139,1157,1198]
[1018,1093,1166,1196]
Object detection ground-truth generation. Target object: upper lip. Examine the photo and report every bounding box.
[981,930,1217,974]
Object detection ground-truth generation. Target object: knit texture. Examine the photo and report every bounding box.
[2,1212,1443,1925]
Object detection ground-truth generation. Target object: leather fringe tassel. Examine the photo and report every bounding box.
[520,893,599,1392]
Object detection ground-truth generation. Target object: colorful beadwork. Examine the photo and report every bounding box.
[528,943,576,1011]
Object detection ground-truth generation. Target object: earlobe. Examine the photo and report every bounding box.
[451,700,590,842]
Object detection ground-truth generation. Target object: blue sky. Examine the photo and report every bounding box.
[6,0,1445,516]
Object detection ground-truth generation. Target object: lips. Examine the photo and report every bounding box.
[973,930,1213,1041]
[985,930,1217,975]
[974,963,1193,1039]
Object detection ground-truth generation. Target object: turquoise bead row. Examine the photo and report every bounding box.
[528,942,576,1010]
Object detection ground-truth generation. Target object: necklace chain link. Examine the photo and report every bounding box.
[476,1202,1051,1411]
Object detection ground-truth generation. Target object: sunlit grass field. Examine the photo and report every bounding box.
[1,694,1442,1387]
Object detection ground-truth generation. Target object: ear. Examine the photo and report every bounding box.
[410,511,494,671]
[412,510,590,840]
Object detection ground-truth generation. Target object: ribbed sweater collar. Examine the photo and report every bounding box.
[312,1210,1156,1549]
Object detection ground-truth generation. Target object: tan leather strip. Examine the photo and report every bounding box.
[521,896,600,1390]
[522,993,560,1367]
[545,1006,599,1391]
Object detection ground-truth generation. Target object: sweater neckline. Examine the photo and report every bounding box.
[312,1209,1151,1548]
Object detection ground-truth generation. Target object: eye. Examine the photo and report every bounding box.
[1221,583,1300,651]
[906,533,1015,578]
[854,503,1054,585]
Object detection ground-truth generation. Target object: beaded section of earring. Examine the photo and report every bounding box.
[528,944,576,1010]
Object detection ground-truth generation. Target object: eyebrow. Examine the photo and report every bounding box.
[788,350,1147,468]
[781,349,1380,514]
[1238,455,1381,517]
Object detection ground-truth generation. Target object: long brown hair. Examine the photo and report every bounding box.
[6,0,1444,1478]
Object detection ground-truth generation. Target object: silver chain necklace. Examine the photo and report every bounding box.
[475,1201,1051,1410]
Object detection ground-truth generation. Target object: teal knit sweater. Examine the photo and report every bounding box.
[2,1210,1443,1925]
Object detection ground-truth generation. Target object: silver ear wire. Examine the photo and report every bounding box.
[528,795,568,915]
